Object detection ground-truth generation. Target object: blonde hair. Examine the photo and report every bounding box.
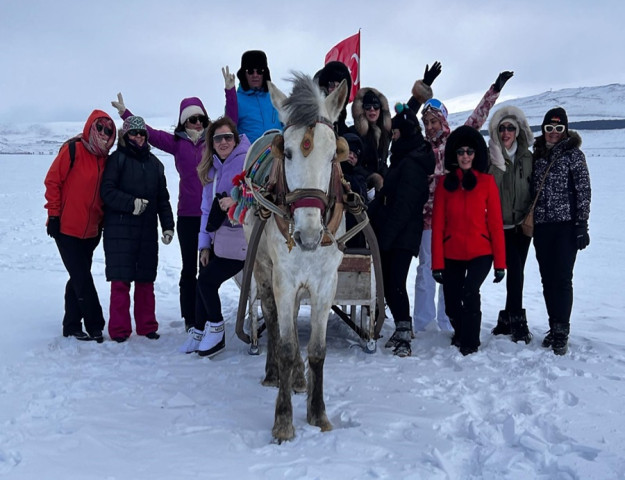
[197,116,240,186]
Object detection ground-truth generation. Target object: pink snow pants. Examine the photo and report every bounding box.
[108,281,158,339]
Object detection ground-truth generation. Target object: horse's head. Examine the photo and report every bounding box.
[267,73,348,251]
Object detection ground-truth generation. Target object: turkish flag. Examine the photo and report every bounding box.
[324,31,360,102]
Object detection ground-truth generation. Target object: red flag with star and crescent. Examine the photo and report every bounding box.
[324,31,360,102]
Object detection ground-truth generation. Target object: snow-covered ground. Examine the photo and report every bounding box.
[1,104,625,477]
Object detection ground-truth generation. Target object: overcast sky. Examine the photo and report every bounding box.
[1,1,623,124]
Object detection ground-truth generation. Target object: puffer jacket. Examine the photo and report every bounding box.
[44,109,116,239]
[225,87,282,144]
[100,142,174,282]
[431,168,506,270]
[487,106,534,227]
[532,131,591,224]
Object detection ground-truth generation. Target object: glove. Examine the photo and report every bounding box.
[423,61,442,86]
[493,71,513,92]
[47,216,60,239]
[133,198,149,215]
[432,270,444,284]
[222,66,235,90]
[111,92,127,116]
[161,230,174,245]
[493,269,505,283]
[575,220,590,250]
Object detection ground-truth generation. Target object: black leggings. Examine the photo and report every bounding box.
[176,216,201,324]
[504,227,532,312]
[380,248,414,324]
[442,255,492,320]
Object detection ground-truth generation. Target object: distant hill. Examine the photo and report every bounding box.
[1,84,624,154]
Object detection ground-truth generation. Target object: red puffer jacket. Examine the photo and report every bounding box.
[44,110,114,239]
[431,169,506,270]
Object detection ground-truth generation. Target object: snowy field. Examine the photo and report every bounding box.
[0,128,624,479]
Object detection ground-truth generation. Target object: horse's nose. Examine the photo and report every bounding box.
[293,228,323,251]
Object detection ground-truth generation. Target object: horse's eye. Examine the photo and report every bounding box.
[284,148,292,160]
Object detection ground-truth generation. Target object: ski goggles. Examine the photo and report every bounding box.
[544,124,566,133]
[422,98,448,120]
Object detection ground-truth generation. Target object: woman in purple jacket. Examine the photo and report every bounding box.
[112,93,209,332]
[179,117,250,357]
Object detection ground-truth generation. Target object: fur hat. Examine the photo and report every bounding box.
[444,125,488,173]
[351,87,392,138]
[542,106,568,133]
[120,115,148,139]
[342,133,363,157]
[236,50,271,91]
[178,97,209,127]
[315,61,351,107]
[391,103,420,138]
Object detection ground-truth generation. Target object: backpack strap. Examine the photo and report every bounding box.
[69,140,76,170]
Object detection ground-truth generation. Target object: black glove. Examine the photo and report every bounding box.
[432,270,444,284]
[493,269,505,283]
[47,216,60,239]
[205,192,227,232]
[423,61,442,86]
[493,71,513,92]
[575,220,590,250]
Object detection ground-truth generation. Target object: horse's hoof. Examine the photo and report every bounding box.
[272,425,295,443]
[262,376,278,388]
[308,414,333,432]
[292,378,307,394]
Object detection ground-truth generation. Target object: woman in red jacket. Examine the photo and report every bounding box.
[44,110,117,342]
[431,126,506,355]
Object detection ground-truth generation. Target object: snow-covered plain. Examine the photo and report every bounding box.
[1,87,625,479]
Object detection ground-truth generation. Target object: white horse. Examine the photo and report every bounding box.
[242,73,348,442]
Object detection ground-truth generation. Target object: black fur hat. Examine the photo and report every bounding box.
[315,61,352,105]
[542,106,568,133]
[236,50,271,91]
[443,125,488,191]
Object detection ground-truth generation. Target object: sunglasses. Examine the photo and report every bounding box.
[186,115,207,125]
[96,123,114,136]
[245,68,265,75]
[498,124,517,133]
[544,124,566,133]
[363,103,381,111]
[456,148,475,156]
[127,129,147,137]
[213,133,235,143]
[422,98,448,119]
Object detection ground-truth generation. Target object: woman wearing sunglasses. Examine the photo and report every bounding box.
[531,107,591,355]
[487,106,534,344]
[100,116,175,342]
[222,50,282,144]
[413,70,513,339]
[431,126,506,356]
[112,93,210,334]
[44,110,117,342]
[179,117,250,357]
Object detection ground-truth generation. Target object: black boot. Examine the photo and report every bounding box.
[392,320,412,357]
[541,318,554,348]
[552,323,570,356]
[491,310,511,335]
[459,312,481,356]
[510,309,532,344]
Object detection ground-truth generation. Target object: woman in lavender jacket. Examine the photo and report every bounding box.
[179,117,250,357]
[112,93,209,332]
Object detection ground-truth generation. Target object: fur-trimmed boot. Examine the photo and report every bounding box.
[510,309,532,344]
[491,310,511,336]
[198,320,225,357]
[541,318,555,348]
[392,320,412,357]
[552,323,570,356]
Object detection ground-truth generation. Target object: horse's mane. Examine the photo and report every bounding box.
[282,72,324,128]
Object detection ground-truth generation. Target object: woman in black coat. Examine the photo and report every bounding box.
[369,104,435,357]
[100,116,175,342]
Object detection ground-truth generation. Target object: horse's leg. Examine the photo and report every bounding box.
[255,268,279,387]
[292,296,307,393]
[272,293,297,442]
[306,296,332,432]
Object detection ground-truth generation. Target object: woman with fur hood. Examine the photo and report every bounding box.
[531,107,591,356]
[487,106,534,344]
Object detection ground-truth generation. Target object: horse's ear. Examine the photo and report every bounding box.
[325,79,348,123]
[267,81,289,124]
[335,136,349,163]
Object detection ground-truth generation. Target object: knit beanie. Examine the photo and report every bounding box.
[541,107,568,133]
[391,103,420,138]
[120,116,148,140]
[236,50,271,90]
[178,97,208,126]
[363,90,381,107]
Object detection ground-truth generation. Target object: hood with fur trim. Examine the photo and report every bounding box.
[351,87,392,141]
[488,105,533,151]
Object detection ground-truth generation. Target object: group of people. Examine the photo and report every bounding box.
[44,50,591,359]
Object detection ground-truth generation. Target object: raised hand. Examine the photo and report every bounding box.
[111,92,126,116]
[423,61,442,86]
[494,71,514,92]
[222,66,235,90]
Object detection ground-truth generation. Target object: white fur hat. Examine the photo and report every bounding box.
[179,105,205,125]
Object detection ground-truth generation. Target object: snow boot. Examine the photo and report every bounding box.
[552,323,570,356]
[392,320,412,357]
[178,327,203,354]
[541,318,555,348]
[459,312,481,355]
[510,309,532,344]
[491,310,511,336]
[198,321,226,357]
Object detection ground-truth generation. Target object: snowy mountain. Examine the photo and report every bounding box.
[1,84,624,155]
